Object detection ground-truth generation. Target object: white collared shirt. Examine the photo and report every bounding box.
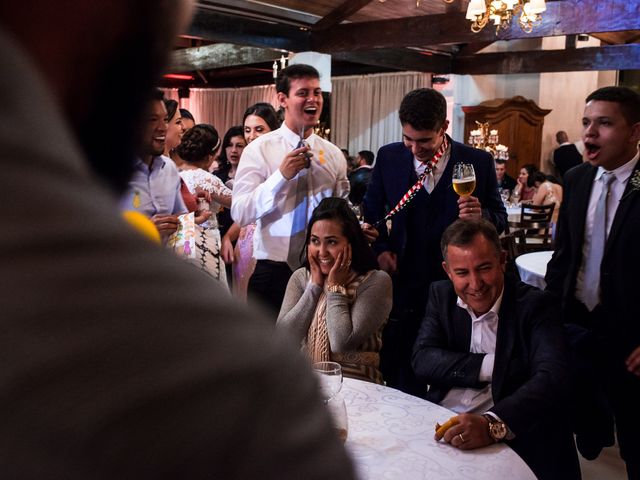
[231,124,350,262]
[575,151,639,305]
[440,288,503,414]
[413,143,451,193]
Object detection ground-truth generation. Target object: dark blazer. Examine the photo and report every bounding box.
[412,276,580,480]
[363,138,507,265]
[546,161,640,359]
[497,173,517,192]
[553,144,583,180]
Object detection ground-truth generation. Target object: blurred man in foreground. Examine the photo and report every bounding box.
[0,2,354,478]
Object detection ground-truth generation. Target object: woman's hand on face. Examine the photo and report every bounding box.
[308,249,325,287]
[327,244,352,287]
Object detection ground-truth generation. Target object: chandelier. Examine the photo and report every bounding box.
[442,0,546,34]
[468,121,509,160]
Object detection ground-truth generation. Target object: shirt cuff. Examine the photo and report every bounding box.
[479,353,494,382]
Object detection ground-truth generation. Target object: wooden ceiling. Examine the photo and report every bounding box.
[159,0,640,88]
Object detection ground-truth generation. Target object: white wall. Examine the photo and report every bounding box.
[449,36,617,173]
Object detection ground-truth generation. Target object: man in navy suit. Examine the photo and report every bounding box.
[363,88,506,394]
[413,219,580,480]
[546,86,640,478]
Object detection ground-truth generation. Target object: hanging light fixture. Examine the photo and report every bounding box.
[461,0,546,34]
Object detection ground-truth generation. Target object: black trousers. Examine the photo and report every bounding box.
[247,260,293,322]
[565,298,640,478]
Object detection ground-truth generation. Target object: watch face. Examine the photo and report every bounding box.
[489,422,507,440]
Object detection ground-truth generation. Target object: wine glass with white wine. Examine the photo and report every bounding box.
[452,163,476,197]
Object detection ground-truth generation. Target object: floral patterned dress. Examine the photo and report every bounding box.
[179,168,232,289]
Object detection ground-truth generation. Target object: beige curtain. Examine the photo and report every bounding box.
[330,72,431,157]
[163,85,278,137]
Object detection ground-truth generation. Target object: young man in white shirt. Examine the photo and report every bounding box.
[232,64,350,318]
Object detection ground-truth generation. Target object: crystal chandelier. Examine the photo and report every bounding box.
[468,121,509,160]
[460,0,546,34]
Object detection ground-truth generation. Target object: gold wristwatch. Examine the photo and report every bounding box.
[482,414,507,442]
[327,284,347,295]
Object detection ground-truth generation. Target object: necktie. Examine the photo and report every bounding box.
[286,171,309,271]
[425,166,436,194]
[582,172,615,311]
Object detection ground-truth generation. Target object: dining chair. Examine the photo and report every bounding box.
[508,203,556,254]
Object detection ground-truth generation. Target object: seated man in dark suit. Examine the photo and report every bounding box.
[553,130,583,181]
[495,158,516,193]
[348,150,374,207]
[412,219,580,480]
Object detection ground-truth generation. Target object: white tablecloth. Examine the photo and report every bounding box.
[506,206,521,223]
[342,378,536,480]
[515,250,553,289]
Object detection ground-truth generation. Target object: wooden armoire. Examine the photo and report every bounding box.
[462,96,551,179]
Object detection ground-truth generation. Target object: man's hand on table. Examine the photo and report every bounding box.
[435,413,494,450]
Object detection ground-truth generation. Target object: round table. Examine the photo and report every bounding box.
[341,378,536,480]
[515,250,553,289]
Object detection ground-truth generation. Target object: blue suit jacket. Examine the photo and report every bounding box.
[363,139,506,315]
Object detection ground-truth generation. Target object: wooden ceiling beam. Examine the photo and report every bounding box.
[333,49,452,73]
[312,0,640,52]
[453,44,640,75]
[187,8,310,52]
[313,0,376,31]
[168,44,285,73]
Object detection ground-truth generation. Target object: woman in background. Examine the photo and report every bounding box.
[163,99,185,159]
[176,124,232,287]
[277,198,392,384]
[532,172,563,223]
[214,126,246,190]
[221,103,280,301]
[511,163,538,203]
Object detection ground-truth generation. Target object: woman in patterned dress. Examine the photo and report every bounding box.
[176,124,232,288]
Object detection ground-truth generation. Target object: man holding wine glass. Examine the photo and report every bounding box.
[363,88,506,395]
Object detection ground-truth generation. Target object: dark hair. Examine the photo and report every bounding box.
[399,88,447,131]
[495,159,507,166]
[151,89,165,101]
[216,126,246,176]
[276,64,320,96]
[441,219,502,262]
[555,131,568,144]
[163,99,178,122]
[520,163,538,188]
[175,124,221,164]
[358,150,375,166]
[531,171,547,185]
[586,86,640,125]
[243,102,280,131]
[179,108,195,122]
[301,197,378,275]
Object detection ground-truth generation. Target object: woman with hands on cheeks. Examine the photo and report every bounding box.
[277,197,392,384]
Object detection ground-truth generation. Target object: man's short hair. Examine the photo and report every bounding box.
[151,89,165,101]
[586,86,640,125]
[358,150,374,166]
[275,64,320,95]
[441,219,502,261]
[495,159,507,166]
[555,131,568,144]
[399,88,447,132]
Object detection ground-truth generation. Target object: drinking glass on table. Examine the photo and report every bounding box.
[313,361,343,402]
[452,163,476,197]
[313,361,348,442]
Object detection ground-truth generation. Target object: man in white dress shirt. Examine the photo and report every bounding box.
[546,86,640,476]
[413,219,580,480]
[232,64,350,318]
